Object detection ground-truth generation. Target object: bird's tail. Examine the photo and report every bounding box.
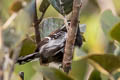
[17,52,39,65]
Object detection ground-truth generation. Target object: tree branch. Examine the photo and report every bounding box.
[33,0,41,45]
[62,0,82,73]
[33,0,49,45]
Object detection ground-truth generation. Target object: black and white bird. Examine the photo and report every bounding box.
[17,23,83,65]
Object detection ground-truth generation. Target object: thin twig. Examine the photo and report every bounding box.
[33,0,41,45]
[2,13,17,30]
[59,0,69,31]
[62,0,82,73]
[33,0,48,45]
[37,11,45,24]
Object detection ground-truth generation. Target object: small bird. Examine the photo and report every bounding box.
[17,22,83,65]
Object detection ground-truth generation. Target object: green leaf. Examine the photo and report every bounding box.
[39,0,50,13]
[71,59,88,80]
[39,18,86,38]
[19,37,36,57]
[48,0,73,15]
[39,18,64,38]
[100,10,120,40]
[39,66,73,80]
[15,62,36,80]
[89,69,102,80]
[110,22,120,43]
[88,54,120,74]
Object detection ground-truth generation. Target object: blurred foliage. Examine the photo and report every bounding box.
[89,69,101,80]
[113,0,120,16]
[71,59,88,80]
[0,0,14,22]
[38,66,73,80]
[3,0,35,49]
[100,10,120,41]
[9,0,24,14]
[19,37,36,56]
[88,54,120,74]
[0,0,120,80]
[83,13,104,53]
[15,62,37,80]
[110,22,120,43]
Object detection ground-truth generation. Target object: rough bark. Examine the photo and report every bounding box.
[62,0,82,73]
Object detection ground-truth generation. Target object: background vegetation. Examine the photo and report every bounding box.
[0,0,120,80]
